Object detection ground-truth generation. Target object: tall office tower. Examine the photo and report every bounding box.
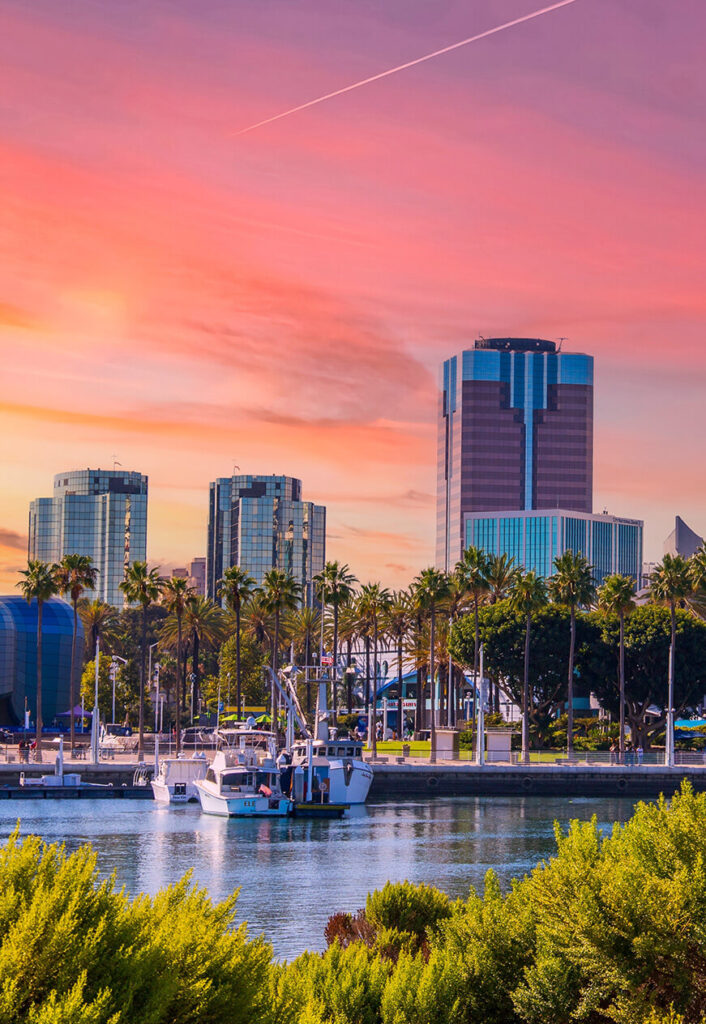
[206,474,326,602]
[437,338,594,570]
[28,468,148,607]
[189,557,206,597]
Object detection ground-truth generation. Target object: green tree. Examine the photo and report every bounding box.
[119,562,163,759]
[455,546,490,726]
[53,555,99,754]
[549,551,596,755]
[17,560,58,760]
[285,606,321,714]
[78,599,118,658]
[314,561,358,715]
[80,657,131,725]
[262,570,301,727]
[161,576,194,754]
[597,573,636,758]
[358,583,392,757]
[412,569,451,762]
[509,571,548,763]
[218,567,258,718]
[651,554,693,756]
[217,633,269,710]
[161,597,226,716]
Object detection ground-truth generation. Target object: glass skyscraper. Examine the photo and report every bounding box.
[465,510,643,588]
[206,475,326,602]
[437,338,594,570]
[28,469,148,607]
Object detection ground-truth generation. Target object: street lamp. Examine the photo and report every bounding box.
[110,655,128,725]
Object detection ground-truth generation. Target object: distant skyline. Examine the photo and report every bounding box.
[2,0,705,590]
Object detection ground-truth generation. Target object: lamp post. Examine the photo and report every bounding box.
[666,641,675,768]
[153,663,161,734]
[476,644,485,767]
[110,655,128,724]
[91,636,101,764]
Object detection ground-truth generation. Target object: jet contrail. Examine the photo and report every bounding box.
[236,0,579,135]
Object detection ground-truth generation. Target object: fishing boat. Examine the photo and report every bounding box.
[150,752,207,804]
[194,749,293,817]
[288,737,373,805]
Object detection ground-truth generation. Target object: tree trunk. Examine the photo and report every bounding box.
[346,638,353,713]
[364,636,371,714]
[175,614,182,756]
[473,596,480,732]
[567,606,576,756]
[429,605,437,762]
[619,611,625,760]
[332,604,339,720]
[138,603,147,760]
[235,601,242,719]
[397,640,403,740]
[35,599,43,761]
[272,610,280,736]
[192,629,200,715]
[371,622,379,758]
[522,612,531,764]
[70,598,78,754]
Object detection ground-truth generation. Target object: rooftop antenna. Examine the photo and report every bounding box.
[111,454,122,470]
[556,336,568,351]
[232,463,241,476]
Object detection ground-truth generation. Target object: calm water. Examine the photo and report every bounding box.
[0,796,637,959]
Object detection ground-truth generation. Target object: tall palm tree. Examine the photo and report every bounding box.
[242,592,274,649]
[651,553,693,758]
[217,566,258,718]
[119,561,163,760]
[384,591,412,739]
[185,597,226,715]
[444,574,469,727]
[54,554,99,753]
[79,599,118,657]
[285,606,321,715]
[314,561,358,716]
[358,583,392,758]
[485,553,518,604]
[161,576,194,755]
[337,603,360,713]
[509,570,548,764]
[455,547,490,722]
[549,551,595,756]
[598,573,636,760]
[413,568,451,763]
[262,569,301,728]
[17,560,58,760]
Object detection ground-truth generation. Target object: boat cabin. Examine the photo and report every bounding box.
[291,738,364,762]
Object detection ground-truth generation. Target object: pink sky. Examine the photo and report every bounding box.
[1,0,705,589]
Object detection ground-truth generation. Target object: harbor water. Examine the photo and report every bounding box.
[0,796,637,959]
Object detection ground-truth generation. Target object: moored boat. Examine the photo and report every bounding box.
[194,750,293,817]
[151,753,207,804]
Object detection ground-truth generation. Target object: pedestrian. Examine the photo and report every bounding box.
[609,741,617,766]
[625,742,634,767]
[636,744,644,766]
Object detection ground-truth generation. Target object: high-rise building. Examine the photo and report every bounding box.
[465,509,643,588]
[28,468,148,606]
[189,557,206,597]
[664,516,704,559]
[437,338,594,569]
[206,474,325,602]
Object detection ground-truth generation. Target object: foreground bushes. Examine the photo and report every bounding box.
[4,783,706,1022]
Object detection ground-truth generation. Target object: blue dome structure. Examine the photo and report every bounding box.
[0,596,83,727]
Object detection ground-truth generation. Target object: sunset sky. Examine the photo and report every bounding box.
[1,0,705,590]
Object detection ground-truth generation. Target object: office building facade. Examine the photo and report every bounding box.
[437,338,593,569]
[207,475,325,602]
[28,468,148,606]
[465,509,643,587]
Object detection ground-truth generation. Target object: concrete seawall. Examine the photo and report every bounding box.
[368,764,706,800]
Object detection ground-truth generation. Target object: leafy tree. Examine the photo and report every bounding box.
[509,571,548,763]
[217,633,269,709]
[597,573,636,757]
[119,562,164,759]
[412,569,450,761]
[549,551,596,754]
[454,546,490,704]
[218,566,258,718]
[587,604,706,748]
[54,555,99,753]
[78,599,118,659]
[161,597,226,714]
[16,560,58,759]
[80,657,131,726]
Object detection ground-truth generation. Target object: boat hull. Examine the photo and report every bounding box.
[151,780,200,804]
[195,782,293,818]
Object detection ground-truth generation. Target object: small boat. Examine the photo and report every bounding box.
[150,753,207,804]
[194,750,293,817]
[288,736,373,805]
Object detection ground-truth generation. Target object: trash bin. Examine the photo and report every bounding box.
[401,743,410,758]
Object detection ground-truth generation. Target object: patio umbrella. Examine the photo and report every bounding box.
[255,714,271,724]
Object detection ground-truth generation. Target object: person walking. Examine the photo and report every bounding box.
[609,741,617,766]
[636,744,644,766]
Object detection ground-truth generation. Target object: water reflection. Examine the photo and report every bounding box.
[0,796,636,959]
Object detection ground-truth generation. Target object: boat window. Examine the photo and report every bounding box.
[206,768,216,783]
[327,747,335,756]
[347,747,355,756]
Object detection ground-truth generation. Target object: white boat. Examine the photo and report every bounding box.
[194,750,293,817]
[151,753,207,804]
[288,737,373,805]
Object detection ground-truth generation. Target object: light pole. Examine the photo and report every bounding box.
[147,642,159,699]
[91,636,101,764]
[110,655,128,724]
[153,663,161,734]
[666,640,675,768]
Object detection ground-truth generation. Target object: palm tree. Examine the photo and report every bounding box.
[598,573,636,761]
[549,551,595,756]
[384,591,411,740]
[509,571,548,763]
[79,599,118,657]
[651,554,693,760]
[285,606,321,715]
[337,603,360,713]
[412,568,451,763]
[53,554,99,753]
[314,561,358,716]
[455,547,490,723]
[17,560,58,761]
[262,570,301,727]
[119,561,163,759]
[217,566,258,718]
[242,592,274,649]
[358,583,392,758]
[444,574,469,727]
[161,576,195,754]
[485,553,518,603]
[184,597,226,715]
